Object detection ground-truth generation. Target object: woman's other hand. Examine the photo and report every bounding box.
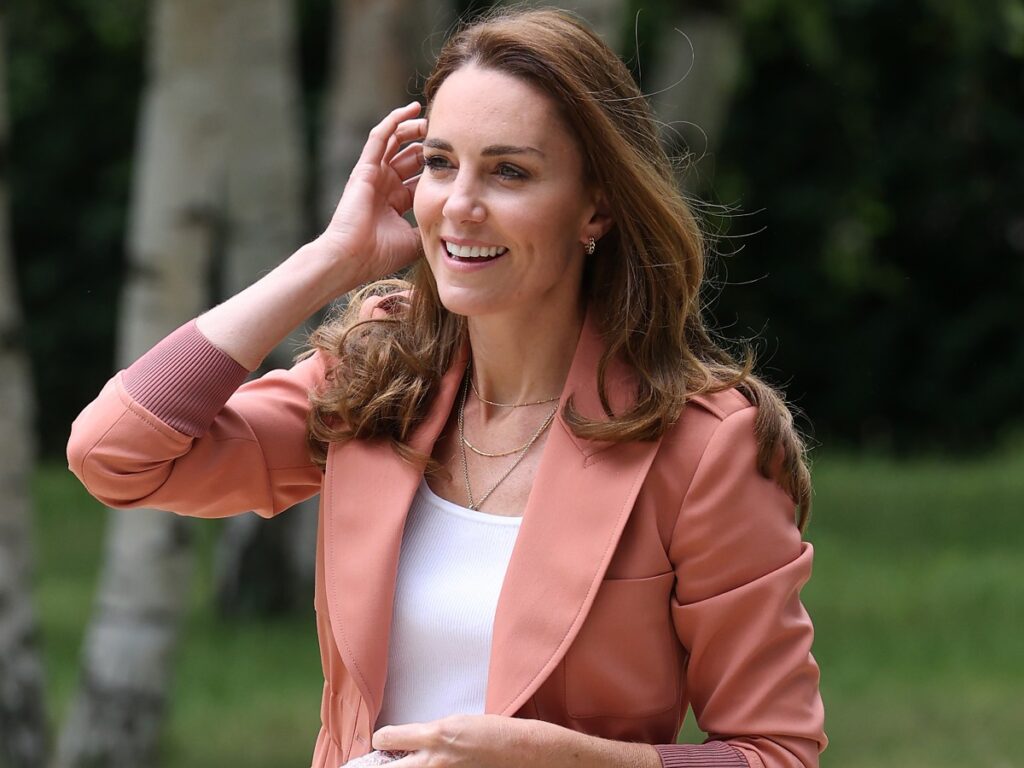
[318,101,427,285]
[371,714,661,768]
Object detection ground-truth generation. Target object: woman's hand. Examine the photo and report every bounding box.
[317,101,427,286]
[192,103,426,369]
[371,715,661,768]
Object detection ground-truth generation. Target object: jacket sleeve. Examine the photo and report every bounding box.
[66,320,326,519]
[655,407,826,768]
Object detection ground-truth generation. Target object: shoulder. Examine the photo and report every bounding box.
[686,386,753,422]
[657,386,756,467]
[656,386,802,594]
[640,387,756,533]
[646,384,798,542]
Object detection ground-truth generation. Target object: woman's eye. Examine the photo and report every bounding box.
[421,155,526,181]
[423,155,452,172]
[497,163,526,180]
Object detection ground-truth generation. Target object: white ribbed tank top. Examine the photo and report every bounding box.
[375,479,522,727]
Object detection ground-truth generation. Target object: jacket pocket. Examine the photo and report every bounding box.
[564,571,681,719]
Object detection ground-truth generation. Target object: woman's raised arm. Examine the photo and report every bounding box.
[67,101,428,515]
[197,101,426,370]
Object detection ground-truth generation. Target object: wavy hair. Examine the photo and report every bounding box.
[307,7,812,529]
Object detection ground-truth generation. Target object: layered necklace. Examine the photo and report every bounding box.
[457,366,560,511]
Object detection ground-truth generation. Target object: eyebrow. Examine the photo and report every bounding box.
[423,138,545,158]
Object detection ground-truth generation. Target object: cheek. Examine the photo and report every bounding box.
[412,187,426,225]
[413,181,441,229]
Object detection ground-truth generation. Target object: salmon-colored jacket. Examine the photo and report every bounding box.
[67,302,825,768]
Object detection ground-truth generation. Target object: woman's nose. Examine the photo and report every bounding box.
[442,173,486,223]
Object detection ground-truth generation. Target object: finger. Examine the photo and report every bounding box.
[372,724,428,752]
[393,118,428,146]
[383,118,428,165]
[381,135,400,170]
[387,181,414,214]
[357,101,422,168]
[401,173,421,199]
[390,142,424,179]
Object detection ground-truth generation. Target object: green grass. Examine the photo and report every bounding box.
[796,452,1024,768]
[34,469,324,767]
[33,450,1024,766]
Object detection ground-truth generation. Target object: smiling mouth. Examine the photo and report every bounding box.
[444,240,508,262]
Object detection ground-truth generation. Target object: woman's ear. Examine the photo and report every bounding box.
[584,190,614,242]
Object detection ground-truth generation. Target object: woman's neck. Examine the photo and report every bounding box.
[465,301,584,411]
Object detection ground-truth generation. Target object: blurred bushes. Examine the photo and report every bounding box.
[7,0,1022,455]
[8,0,145,455]
[712,0,1024,451]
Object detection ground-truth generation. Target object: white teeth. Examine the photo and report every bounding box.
[444,242,508,259]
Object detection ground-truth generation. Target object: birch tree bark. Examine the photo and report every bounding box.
[217,0,459,614]
[647,8,742,193]
[54,1,229,765]
[212,0,316,616]
[216,0,460,610]
[319,0,454,226]
[0,11,48,767]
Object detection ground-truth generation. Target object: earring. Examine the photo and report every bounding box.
[584,236,596,255]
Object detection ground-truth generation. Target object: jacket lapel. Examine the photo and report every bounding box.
[323,310,662,720]
[323,345,468,716]
[485,312,663,715]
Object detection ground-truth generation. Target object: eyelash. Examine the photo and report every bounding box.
[497,164,526,180]
[422,155,527,180]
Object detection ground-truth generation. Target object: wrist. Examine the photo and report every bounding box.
[530,721,661,768]
[586,737,660,768]
[625,743,662,768]
[293,237,363,303]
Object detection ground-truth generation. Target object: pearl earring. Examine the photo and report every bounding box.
[585,236,596,255]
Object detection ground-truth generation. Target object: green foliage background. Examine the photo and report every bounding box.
[716,0,1024,451]
[7,0,1023,455]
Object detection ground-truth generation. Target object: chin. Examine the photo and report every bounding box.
[436,296,491,319]
[434,285,502,319]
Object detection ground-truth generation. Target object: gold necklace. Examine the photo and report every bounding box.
[469,369,560,408]
[461,431,536,458]
[458,372,557,511]
[461,397,559,457]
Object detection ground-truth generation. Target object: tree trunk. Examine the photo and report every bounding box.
[214,0,463,618]
[648,9,742,193]
[319,0,454,227]
[54,2,229,765]
[215,0,459,617]
[219,0,461,614]
[0,10,48,767]
[212,0,317,617]
[221,0,305,302]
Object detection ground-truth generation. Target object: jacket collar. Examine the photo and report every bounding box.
[322,309,662,719]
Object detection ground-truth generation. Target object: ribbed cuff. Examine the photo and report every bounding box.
[654,742,749,768]
[121,319,250,436]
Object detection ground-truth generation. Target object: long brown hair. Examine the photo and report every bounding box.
[308,7,812,529]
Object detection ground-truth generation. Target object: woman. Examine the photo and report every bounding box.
[68,7,825,768]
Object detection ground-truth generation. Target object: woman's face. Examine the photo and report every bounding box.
[414,65,604,325]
